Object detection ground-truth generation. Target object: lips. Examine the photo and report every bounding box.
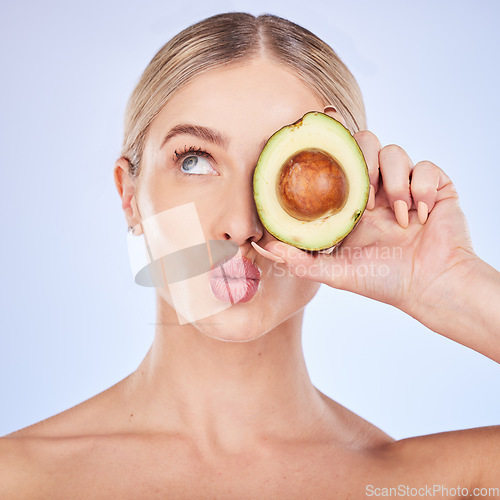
[208,255,261,304]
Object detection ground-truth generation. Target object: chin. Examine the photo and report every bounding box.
[189,299,273,343]
[156,273,320,342]
[193,280,320,343]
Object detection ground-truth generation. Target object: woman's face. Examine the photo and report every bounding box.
[135,58,335,341]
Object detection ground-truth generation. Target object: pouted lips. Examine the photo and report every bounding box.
[208,255,261,304]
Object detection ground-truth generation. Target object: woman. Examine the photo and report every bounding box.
[1,12,499,498]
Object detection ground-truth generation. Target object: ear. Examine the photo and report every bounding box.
[323,105,347,127]
[113,157,143,235]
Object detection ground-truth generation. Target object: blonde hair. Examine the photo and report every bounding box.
[121,12,366,178]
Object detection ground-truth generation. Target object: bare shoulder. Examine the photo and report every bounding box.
[4,375,131,440]
[322,387,500,477]
[376,426,500,492]
[0,432,96,498]
[0,377,132,499]
[0,436,33,497]
[319,390,499,493]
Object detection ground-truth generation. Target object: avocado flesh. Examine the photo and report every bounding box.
[253,112,369,251]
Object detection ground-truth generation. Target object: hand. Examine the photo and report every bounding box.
[262,130,478,321]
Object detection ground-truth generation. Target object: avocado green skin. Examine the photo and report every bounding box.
[253,112,369,251]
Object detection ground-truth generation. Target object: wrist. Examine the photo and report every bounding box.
[401,249,477,322]
[405,253,500,361]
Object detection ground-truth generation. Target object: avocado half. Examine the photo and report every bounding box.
[253,112,369,251]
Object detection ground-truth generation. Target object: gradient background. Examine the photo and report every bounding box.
[1,0,499,438]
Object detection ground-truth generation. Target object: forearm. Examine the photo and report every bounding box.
[409,257,500,363]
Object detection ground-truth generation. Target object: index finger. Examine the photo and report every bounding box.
[353,130,381,193]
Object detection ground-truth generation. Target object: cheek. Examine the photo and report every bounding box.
[135,172,201,222]
[293,277,321,305]
[262,262,321,306]
[135,149,187,218]
[134,168,165,220]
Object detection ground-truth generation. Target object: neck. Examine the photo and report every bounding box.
[126,294,331,455]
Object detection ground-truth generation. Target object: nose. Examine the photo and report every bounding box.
[215,173,264,248]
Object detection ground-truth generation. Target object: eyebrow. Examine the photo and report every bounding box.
[160,124,229,150]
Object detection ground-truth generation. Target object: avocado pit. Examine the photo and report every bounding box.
[276,148,349,221]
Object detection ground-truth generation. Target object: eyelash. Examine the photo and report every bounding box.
[172,145,212,164]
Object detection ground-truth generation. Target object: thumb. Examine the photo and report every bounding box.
[264,241,346,288]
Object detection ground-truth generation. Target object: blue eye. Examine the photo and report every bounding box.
[180,155,214,175]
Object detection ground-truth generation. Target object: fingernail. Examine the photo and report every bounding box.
[323,105,338,114]
[367,184,375,210]
[394,200,409,228]
[318,243,338,255]
[251,241,285,263]
[417,201,429,224]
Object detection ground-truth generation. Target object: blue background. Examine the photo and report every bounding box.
[1,0,499,438]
